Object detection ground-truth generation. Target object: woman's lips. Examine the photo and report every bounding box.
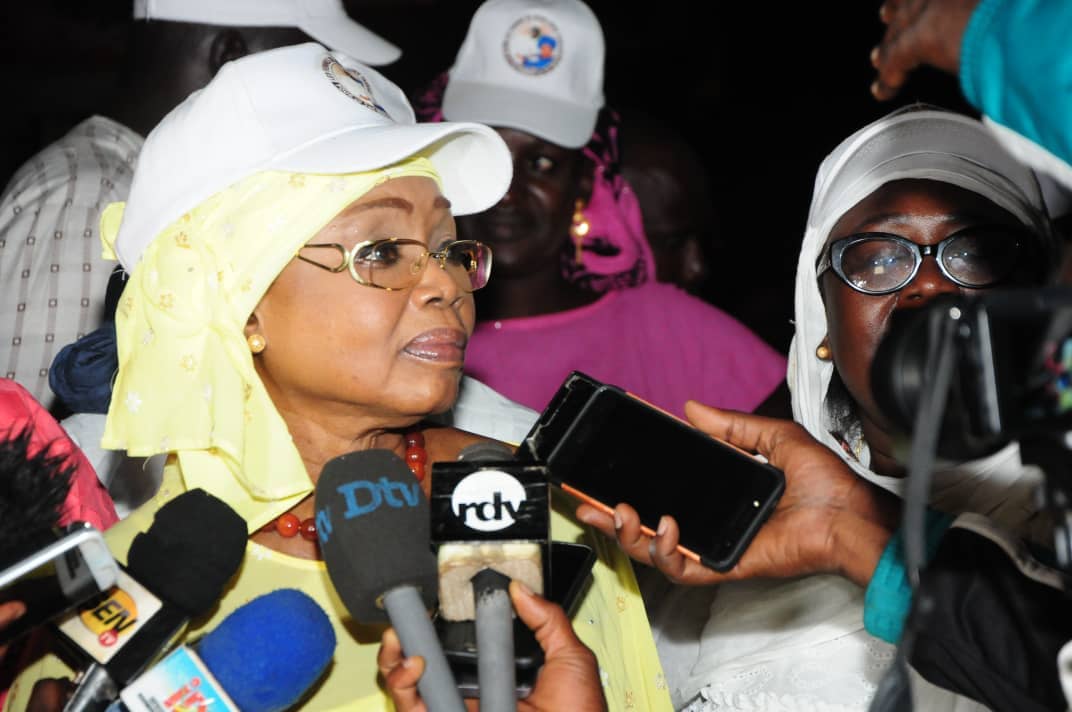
[403,328,468,363]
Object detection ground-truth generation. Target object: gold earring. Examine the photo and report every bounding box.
[247,333,266,354]
[815,340,832,361]
[569,198,590,265]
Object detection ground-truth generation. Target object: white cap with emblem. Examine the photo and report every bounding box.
[113,42,512,269]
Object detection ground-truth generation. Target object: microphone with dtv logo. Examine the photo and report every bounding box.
[314,448,465,712]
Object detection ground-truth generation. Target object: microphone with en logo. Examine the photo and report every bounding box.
[430,441,550,710]
[58,489,247,712]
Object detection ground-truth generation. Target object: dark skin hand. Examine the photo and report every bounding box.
[871,0,981,101]
[3,609,74,712]
[0,600,25,661]
[26,678,75,712]
[576,401,901,588]
[378,581,607,712]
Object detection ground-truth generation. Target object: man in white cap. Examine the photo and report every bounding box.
[0,0,400,413]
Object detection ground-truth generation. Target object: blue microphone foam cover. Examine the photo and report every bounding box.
[197,588,335,712]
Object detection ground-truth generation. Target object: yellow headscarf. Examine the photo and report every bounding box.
[99,157,442,531]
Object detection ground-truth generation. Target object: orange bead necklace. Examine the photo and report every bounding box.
[263,430,427,541]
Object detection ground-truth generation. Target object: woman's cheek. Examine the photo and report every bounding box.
[459,297,477,333]
[827,292,886,395]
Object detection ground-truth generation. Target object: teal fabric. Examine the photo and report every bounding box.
[960,0,1072,167]
[863,509,954,644]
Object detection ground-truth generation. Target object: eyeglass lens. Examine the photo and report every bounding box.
[353,240,490,291]
[837,231,1021,293]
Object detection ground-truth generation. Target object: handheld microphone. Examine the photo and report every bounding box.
[432,442,548,620]
[117,588,335,712]
[314,449,466,712]
[59,489,247,712]
[430,441,550,709]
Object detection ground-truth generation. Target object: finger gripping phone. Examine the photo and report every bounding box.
[0,522,119,645]
[518,371,785,572]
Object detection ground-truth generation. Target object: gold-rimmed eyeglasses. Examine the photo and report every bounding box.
[296,238,493,292]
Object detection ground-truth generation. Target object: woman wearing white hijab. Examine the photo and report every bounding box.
[790,105,1056,533]
[581,104,1059,710]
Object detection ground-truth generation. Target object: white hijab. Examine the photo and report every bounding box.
[661,107,1058,711]
[789,105,1057,532]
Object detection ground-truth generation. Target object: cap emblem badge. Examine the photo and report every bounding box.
[322,56,391,119]
[503,16,562,75]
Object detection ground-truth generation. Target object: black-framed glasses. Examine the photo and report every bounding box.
[816,228,1034,295]
[296,238,493,292]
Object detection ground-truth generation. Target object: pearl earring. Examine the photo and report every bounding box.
[815,341,832,361]
[248,333,266,354]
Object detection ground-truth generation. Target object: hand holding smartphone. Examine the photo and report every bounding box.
[517,371,785,572]
[0,522,118,645]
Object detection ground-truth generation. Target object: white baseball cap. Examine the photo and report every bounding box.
[442,0,605,149]
[133,0,401,66]
[114,42,512,270]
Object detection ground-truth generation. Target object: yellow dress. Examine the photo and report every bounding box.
[4,464,671,712]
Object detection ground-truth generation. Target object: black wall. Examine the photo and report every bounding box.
[0,0,971,352]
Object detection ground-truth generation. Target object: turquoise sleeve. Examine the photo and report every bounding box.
[863,509,954,644]
[960,0,1072,167]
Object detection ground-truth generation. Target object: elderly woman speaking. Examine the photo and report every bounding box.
[3,44,669,711]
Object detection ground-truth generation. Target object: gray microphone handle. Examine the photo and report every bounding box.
[63,663,118,712]
[382,585,466,712]
[474,569,517,712]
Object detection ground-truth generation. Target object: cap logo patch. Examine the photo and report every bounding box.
[322,56,391,119]
[503,15,562,75]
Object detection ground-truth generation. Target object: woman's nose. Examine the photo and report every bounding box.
[411,252,464,307]
[900,255,960,303]
[499,163,533,208]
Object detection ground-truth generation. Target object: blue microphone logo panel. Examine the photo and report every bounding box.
[316,477,421,545]
[339,477,421,518]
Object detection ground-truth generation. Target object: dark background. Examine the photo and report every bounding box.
[0,0,972,354]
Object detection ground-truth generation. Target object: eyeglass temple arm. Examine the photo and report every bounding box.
[296,244,349,273]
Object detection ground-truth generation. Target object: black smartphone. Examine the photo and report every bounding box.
[518,371,785,572]
[0,522,119,645]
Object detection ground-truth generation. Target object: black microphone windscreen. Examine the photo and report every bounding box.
[314,449,437,623]
[126,488,246,615]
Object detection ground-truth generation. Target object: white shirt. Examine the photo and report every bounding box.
[0,115,142,408]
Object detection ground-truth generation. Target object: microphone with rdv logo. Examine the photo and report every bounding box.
[430,441,550,709]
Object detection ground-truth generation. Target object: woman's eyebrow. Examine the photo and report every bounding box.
[350,195,453,214]
[352,197,414,214]
[844,211,996,233]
